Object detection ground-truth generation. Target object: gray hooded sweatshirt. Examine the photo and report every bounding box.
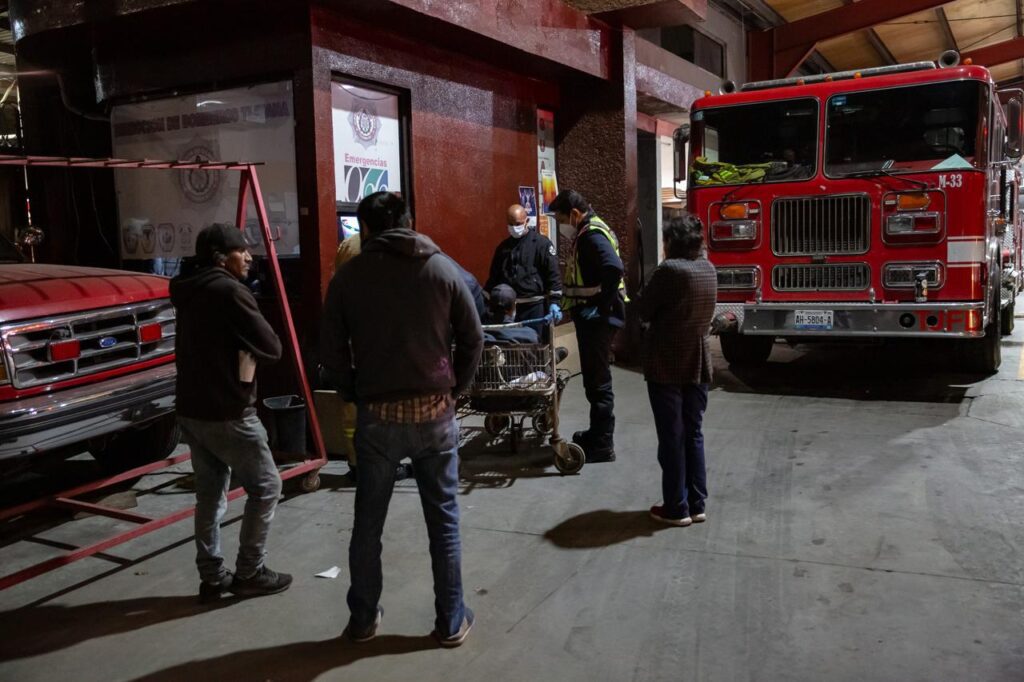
[320,228,483,403]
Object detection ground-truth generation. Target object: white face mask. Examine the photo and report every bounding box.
[508,223,528,239]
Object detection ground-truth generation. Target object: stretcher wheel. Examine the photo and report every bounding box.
[300,472,321,493]
[532,412,554,435]
[484,415,511,436]
[553,442,585,475]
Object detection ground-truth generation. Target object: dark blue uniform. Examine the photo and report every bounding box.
[485,229,562,327]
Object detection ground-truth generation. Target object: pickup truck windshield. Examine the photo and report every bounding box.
[691,98,817,187]
[826,80,984,177]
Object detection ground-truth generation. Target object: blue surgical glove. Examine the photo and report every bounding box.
[578,305,599,321]
[549,303,563,323]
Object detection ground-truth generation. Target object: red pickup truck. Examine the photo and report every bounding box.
[0,240,178,473]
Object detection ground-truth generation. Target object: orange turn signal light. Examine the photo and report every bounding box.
[854,72,862,79]
[896,192,931,211]
[963,58,973,66]
[720,203,750,220]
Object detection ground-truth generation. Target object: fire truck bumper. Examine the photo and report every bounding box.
[716,302,987,338]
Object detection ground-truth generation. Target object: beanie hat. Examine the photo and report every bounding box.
[195,223,247,263]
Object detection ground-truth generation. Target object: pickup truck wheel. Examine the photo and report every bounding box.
[719,334,774,367]
[1000,298,1015,336]
[961,292,1002,373]
[90,415,180,474]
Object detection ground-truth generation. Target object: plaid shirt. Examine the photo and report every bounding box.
[366,393,454,423]
[637,257,718,385]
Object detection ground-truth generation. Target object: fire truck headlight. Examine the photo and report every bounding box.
[883,263,944,288]
[885,213,941,237]
[712,220,758,243]
[716,266,760,289]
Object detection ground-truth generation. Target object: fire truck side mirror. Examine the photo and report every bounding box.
[673,125,690,188]
[1006,97,1023,161]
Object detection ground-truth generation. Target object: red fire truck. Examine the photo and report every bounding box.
[675,52,1024,373]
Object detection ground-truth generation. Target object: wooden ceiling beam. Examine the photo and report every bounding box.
[936,8,958,52]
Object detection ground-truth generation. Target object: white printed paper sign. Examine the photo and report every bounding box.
[111,81,300,259]
[332,82,403,204]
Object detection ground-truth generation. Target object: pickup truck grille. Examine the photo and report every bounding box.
[772,263,870,291]
[1,300,175,389]
[772,194,870,255]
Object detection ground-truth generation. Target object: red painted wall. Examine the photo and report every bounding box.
[310,8,560,285]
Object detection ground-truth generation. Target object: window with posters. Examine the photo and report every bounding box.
[332,79,409,242]
[111,81,299,269]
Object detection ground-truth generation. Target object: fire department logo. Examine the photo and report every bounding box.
[178,142,222,204]
[349,103,380,149]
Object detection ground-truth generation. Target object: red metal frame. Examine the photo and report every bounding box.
[0,154,327,591]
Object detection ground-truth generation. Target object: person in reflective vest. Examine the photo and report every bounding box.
[549,189,627,463]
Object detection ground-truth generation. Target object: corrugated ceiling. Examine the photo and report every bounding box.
[766,0,1024,85]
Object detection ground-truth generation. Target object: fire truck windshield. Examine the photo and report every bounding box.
[826,80,984,177]
[691,98,817,187]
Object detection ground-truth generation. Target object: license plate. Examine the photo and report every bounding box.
[794,310,833,330]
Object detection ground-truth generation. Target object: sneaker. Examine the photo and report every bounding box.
[228,565,293,597]
[345,606,383,643]
[649,505,692,527]
[198,572,233,604]
[691,511,707,523]
[434,607,475,648]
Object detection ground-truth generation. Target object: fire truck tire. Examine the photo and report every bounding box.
[1000,299,1014,336]
[719,334,774,367]
[90,414,181,474]
[962,293,1001,373]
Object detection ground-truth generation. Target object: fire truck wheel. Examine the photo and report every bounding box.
[719,334,774,367]
[1000,299,1014,336]
[90,414,181,474]
[962,292,1002,373]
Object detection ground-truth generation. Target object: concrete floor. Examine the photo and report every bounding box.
[1,327,1023,681]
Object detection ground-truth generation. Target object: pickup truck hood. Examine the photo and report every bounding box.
[0,264,169,325]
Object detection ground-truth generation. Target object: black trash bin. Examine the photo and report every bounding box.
[262,395,307,456]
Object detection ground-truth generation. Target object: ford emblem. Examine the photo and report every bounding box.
[98,336,117,349]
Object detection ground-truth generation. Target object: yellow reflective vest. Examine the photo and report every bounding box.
[563,215,628,311]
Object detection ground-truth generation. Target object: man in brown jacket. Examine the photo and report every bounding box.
[637,214,718,527]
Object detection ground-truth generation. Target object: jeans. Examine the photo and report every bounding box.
[348,406,466,638]
[576,319,616,446]
[646,382,708,519]
[178,413,282,583]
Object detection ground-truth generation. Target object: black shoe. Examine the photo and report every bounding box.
[434,607,475,648]
[583,445,616,463]
[228,565,293,598]
[198,572,233,604]
[555,347,569,364]
[572,430,592,446]
[345,605,383,643]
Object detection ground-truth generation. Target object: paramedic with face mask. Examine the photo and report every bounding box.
[485,204,563,334]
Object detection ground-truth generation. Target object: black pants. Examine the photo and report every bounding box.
[516,300,547,341]
[576,319,616,446]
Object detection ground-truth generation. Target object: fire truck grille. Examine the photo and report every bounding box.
[772,263,870,291]
[771,194,870,255]
[1,300,176,389]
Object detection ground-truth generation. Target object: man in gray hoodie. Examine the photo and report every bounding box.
[321,192,483,648]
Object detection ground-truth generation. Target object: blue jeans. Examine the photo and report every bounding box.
[348,406,466,638]
[178,414,282,583]
[646,382,708,519]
